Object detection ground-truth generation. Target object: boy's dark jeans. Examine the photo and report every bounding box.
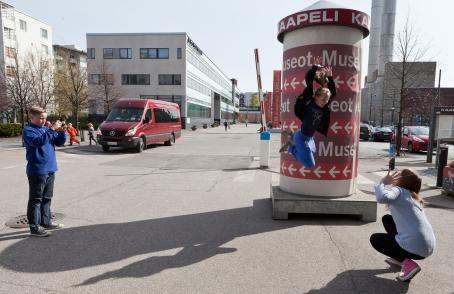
[27,173,55,232]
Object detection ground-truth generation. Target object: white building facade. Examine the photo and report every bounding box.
[0,2,53,121]
[86,33,239,128]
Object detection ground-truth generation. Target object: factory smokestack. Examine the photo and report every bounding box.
[366,0,384,83]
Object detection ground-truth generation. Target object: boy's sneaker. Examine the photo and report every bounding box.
[42,223,64,230]
[281,130,293,137]
[385,257,402,267]
[279,141,293,153]
[30,227,51,237]
[397,258,421,281]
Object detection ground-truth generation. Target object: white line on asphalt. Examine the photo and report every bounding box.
[357,174,375,185]
[1,165,18,170]
[233,161,257,183]
[233,169,256,182]
[373,171,388,178]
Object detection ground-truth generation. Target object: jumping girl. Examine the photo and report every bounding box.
[370,169,436,281]
[279,56,336,168]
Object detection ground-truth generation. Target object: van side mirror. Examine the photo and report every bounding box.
[143,117,150,124]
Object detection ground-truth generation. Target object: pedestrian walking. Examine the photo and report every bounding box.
[87,123,97,146]
[224,121,228,131]
[67,123,80,146]
[370,169,436,281]
[22,106,66,237]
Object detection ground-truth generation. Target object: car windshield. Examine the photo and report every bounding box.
[106,107,144,122]
[410,127,429,135]
[380,127,392,132]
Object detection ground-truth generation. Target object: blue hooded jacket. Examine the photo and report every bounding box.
[23,123,67,175]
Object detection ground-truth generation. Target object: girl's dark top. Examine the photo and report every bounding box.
[294,65,336,137]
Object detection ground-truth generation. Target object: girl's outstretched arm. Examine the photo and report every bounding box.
[374,170,402,204]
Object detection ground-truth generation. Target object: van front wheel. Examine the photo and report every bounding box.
[165,134,175,146]
[102,145,110,152]
[135,138,145,153]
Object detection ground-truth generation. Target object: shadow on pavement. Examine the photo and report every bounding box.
[57,143,167,156]
[307,268,409,294]
[423,194,454,211]
[0,199,368,286]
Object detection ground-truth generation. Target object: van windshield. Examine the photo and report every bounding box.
[106,107,144,122]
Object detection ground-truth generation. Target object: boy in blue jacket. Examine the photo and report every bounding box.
[279,56,336,168]
[23,106,67,237]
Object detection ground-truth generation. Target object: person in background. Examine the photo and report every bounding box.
[23,106,66,237]
[370,169,436,281]
[224,121,228,131]
[87,123,97,146]
[66,123,80,146]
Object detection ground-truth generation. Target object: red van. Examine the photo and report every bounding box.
[97,98,181,152]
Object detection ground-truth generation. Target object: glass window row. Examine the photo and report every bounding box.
[187,50,231,91]
[87,48,182,60]
[89,74,181,86]
[187,102,211,119]
[187,77,211,96]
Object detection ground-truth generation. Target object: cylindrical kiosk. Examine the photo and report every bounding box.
[278,1,369,197]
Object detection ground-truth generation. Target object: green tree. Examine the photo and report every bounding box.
[249,94,259,107]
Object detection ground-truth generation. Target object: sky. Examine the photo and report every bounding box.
[7,0,452,92]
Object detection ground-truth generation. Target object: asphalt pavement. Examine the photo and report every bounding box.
[0,124,453,293]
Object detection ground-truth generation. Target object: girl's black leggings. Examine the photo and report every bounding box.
[370,215,424,262]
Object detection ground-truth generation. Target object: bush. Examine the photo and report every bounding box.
[191,125,197,131]
[0,123,22,137]
[203,123,208,129]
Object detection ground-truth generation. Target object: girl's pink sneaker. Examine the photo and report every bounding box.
[385,257,402,267]
[398,259,421,281]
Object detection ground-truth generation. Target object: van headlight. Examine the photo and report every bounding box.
[96,128,102,136]
[125,127,137,136]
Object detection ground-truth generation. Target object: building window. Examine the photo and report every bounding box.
[103,48,132,59]
[103,48,113,59]
[177,48,182,59]
[87,48,95,59]
[119,48,132,59]
[6,66,15,76]
[89,74,114,85]
[4,27,14,39]
[5,47,16,58]
[159,74,181,85]
[140,48,169,59]
[19,20,27,31]
[121,74,150,85]
[187,103,211,118]
[41,28,48,39]
[41,44,49,55]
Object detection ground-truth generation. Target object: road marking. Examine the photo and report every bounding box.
[1,165,18,170]
[373,171,388,178]
[233,161,257,183]
[233,169,256,183]
[357,174,375,185]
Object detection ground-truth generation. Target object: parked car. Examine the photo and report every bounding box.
[400,126,430,153]
[360,123,373,140]
[97,98,181,153]
[372,127,393,142]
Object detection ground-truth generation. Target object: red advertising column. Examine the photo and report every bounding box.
[264,92,271,123]
[277,3,369,197]
[272,70,282,128]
